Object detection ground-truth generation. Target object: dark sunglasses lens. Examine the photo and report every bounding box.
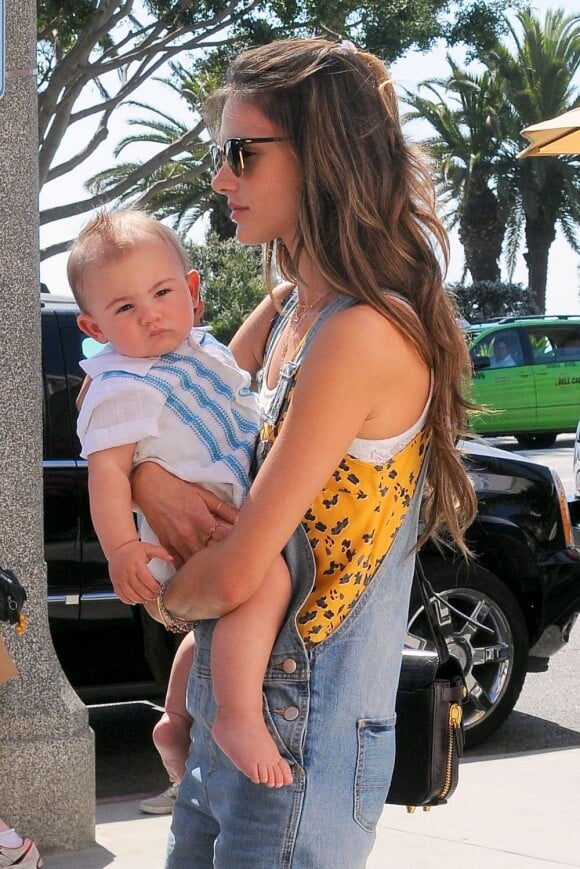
[225,140,243,177]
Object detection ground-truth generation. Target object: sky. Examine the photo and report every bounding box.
[39,2,580,314]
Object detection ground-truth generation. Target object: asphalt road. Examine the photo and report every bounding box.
[91,435,580,801]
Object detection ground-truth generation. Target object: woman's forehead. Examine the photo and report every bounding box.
[220,95,278,137]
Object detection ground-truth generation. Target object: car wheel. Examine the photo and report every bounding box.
[516,433,557,449]
[406,565,528,748]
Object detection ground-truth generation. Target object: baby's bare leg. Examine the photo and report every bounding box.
[211,555,293,788]
[153,631,194,783]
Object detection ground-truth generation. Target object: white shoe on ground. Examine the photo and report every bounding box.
[139,782,179,815]
[0,837,43,868]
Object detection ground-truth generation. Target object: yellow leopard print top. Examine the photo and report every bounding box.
[260,373,431,647]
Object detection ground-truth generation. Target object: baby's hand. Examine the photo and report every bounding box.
[108,541,173,605]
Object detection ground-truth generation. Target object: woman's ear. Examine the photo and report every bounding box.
[76,313,108,344]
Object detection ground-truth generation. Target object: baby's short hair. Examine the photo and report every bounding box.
[67,209,189,311]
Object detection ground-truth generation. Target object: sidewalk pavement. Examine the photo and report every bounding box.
[43,747,580,868]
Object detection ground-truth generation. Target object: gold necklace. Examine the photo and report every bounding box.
[280,289,334,362]
[291,289,334,329]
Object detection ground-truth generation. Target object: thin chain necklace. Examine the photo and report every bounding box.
[291,289,334,328]
[280,289,334,361]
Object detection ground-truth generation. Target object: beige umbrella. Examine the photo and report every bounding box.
[518,105,580,158]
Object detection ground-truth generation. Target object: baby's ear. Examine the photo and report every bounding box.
[76,313,107,344]
[187,270,201,304]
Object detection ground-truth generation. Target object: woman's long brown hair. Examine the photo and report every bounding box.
[206,38,477,554]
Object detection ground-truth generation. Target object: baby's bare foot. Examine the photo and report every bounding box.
[213,707,293,788]
[153,711,192,783]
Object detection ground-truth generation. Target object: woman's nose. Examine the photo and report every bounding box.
[211,162,237,193]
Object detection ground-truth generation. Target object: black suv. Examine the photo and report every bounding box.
[42,295,580,747]
[43,295,158,697]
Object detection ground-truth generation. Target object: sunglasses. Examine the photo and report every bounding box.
[209,137,289,177]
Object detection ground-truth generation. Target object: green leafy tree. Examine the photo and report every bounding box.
[451,280,537,322]
[39,0,523,259]
[187,232,264,343]
[38,0,255,259]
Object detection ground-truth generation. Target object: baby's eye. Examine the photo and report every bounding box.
[156,287,171,297]
[116,303,133,314]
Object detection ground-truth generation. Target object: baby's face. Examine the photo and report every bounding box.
[77,239,198,358]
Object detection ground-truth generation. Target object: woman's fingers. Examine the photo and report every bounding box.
[204,522,229,546]
[211,498,238,525]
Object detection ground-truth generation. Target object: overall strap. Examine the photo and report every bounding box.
[262,292,358,428]
[263,290,297,362]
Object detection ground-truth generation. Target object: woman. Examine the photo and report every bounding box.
[136,37,476,868]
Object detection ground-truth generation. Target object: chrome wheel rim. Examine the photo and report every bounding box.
[406,587,514,731]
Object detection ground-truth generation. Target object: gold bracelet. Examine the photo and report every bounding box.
[157,582,198,634]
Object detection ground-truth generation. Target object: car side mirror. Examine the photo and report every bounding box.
[471,356,491,371]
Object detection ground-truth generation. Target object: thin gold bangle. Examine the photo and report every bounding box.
[157,582,197,634]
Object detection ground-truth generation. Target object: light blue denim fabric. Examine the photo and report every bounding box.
[166,295,429,867]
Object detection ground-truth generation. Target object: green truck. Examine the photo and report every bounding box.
[468,314,580,448]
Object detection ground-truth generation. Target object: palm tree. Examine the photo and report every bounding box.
[485,7,580,312]
[86,63,215,235]
[404,61,509,283]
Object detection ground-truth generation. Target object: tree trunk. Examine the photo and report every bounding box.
[523,217,556,314]
[458,182,504,283]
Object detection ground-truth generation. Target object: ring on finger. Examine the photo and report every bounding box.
[207,522,220,544]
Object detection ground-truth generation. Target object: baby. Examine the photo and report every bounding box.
[68,209,293,788]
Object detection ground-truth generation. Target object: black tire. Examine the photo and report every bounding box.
[516,433,557,449]
[406,564,528,749]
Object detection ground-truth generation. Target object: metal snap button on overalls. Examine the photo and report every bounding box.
[282,658,297,674]
[281,706,300,721]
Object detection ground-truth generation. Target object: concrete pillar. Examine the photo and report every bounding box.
[0,0,95,852]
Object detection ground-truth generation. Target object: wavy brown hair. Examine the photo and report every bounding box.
[206,38,477,553]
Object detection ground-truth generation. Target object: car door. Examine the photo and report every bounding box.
[524,324,580,431]
[469,328,536,434]
[42,307,84,622]
[54,311,133,618]
[42,298,157,692]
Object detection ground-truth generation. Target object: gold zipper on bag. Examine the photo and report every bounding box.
[440,702,462,799]
[406,700,463,813]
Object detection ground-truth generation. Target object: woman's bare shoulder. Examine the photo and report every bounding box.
[314,302,423,370]
[300,301,429,437]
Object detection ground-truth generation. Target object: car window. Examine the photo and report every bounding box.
[527,325,580,363]
[470,329,524,369]
[42,313,73,459]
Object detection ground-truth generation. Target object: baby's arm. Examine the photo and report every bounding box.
[88,445,173,604]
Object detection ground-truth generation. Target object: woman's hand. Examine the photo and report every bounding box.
[131,462,237,567]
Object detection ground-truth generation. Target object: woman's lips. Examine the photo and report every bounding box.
[228,202,247,220]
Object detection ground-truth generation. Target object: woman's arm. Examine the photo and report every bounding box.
[161,305,430,622]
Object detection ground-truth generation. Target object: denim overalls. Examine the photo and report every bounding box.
[166,296,430,868]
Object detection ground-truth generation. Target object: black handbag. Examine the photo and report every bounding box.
[386,556,466,811]
[0,565,27,633]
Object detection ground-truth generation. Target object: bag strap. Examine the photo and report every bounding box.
[413,556,450,666]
